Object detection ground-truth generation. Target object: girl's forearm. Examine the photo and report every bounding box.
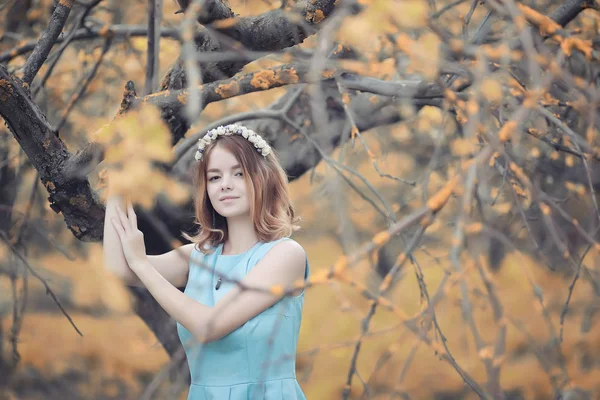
[130,259,217,342]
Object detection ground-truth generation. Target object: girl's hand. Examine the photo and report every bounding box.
[111,201,148,271]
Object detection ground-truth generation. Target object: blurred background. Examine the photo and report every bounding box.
[1,0,600,399]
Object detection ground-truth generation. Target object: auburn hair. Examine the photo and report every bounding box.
[182,133,301,254]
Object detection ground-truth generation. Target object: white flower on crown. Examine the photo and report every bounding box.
[194,124,272,162]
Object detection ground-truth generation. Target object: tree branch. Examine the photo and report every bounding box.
[0,232,83,337]
[0,64,104,241]
[549,0,598,27]
[21,0,75,85]
[144,0,163,95]
[0,25,181,63]
[1,0,33,45]
[175,0,234,25]
[31,0,105,95]
[158,0,342,143]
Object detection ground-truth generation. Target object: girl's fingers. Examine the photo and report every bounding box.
[111,218,124,238]
[127,201,137,229]
[114,204,129,234]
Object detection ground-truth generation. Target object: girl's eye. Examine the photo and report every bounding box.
[208,172,241,181]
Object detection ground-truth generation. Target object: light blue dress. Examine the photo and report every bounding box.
[176,237,310,400]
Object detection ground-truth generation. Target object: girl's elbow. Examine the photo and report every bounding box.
[193,326,225,344]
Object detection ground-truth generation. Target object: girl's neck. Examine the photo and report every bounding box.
[222,217,259,255]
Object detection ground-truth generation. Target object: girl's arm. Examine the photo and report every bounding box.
[130,240,306,342]
[111,199,306,343]
[203,240,306,340]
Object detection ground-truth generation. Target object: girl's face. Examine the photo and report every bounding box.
[205,144,252,219]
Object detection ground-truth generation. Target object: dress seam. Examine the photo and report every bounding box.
[190,376,297,388]
[184,248,202,291]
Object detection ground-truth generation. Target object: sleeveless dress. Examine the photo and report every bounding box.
[176,237,310,400]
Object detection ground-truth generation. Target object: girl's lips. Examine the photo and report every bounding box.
[220,197,238,201]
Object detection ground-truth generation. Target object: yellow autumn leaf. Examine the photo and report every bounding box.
[481,78,503,103]
[130,37,148,52]
[96,104,173,163]
[565,181,586,196]
[94,105,186,208]
[478,346,494,360]
[565,155,575,167]
[489,187,499,199]
[416,106,443,133]
[450,137,477,157]
[77,49,86,65]
[336,13,383,54]
[529,147,541,158]
[494,202,512,214]
[270,285,285,296]
[390,0,428,29]
[372,231,390,246]
[398,32,440,81]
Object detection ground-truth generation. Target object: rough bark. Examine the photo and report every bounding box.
[0,145,17,233]
[158,0,342,144]
[22,0,75,84]
[0,65,105,241]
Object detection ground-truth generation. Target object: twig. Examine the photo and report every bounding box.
[450,164,499,394]
[22,0,76,84]
[342,228,425,399]
[171,86,304,167]
[0,24,180,62]
[32,0,105,95]
[13,172,39,246]
[56,37,113,132]
[408,254,491,399]
[144,0,163,95]
[472,255,506,397]
[282,115,397,222]
[539,193,600,342]
[536,106,600,223]
[0,232,83,336]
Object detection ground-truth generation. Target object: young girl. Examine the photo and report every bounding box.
[103,123,310,399]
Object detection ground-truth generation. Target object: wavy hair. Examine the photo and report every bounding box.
[182,132,301,254]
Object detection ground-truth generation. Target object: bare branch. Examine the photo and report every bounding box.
[31,0,105,95]
[56,37,113,132]
[0,232,83,337]
[550,0,599,27]
[0,24,181,63]
[0,64,105,241]
[173,0,234,24]
[21,0,76,85]
[145,0,163,95]
[1,0,33,44]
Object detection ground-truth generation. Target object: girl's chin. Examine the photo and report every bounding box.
[217,209,251,218]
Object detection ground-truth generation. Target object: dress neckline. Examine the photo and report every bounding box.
[217,241,261,257]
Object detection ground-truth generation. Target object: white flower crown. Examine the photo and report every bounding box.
[194,123,272,162]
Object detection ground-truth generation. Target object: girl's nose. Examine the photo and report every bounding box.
[220,175,233,190]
